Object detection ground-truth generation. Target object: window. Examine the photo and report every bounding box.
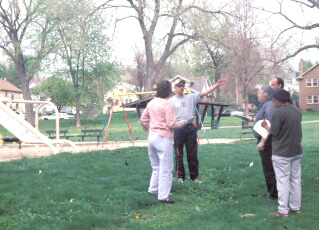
[16,104,19,109]
[5,91,8,96]
[306,79,318,87]
[119,88,123,92]
[129,99,132,103]
[307,95,319,104]
[125,99,128,104]
[11,94,14,100]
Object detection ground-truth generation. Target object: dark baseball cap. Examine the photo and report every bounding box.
[175,79,186,86]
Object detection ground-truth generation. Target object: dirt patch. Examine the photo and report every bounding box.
[0,138,252,162]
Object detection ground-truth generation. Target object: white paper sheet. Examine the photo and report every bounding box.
[187,117,195,124]
[253,120,270,139]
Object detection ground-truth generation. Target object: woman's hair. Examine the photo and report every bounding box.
[260,85,274,100]
[273,89,292,104]
[156,80,172,98]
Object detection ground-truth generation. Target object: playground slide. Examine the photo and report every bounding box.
[0,101,79,154]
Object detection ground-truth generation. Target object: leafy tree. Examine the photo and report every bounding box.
[32,77,75,112]
[52,0,119,127]
[0,62,19,87]
[188,8,229,100]
[304,60,314,72]
[79,61,121,111]
[0,0,57,124]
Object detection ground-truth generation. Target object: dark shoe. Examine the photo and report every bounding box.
[158,198,175,204]
[268,195,278,201]
[290,209,301,214]
[269,211,288,218]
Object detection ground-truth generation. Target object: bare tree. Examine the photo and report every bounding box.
[188,8,229,100]
[102,0,229,91]
[0,0,56,124]
[126,49,146,91]
[223,0,267,114]
[263,0,319,63]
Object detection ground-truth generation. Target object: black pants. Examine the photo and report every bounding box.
[174,123,199,180]
[258,137,278,198]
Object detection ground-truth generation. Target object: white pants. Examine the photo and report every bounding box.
[148,133,174,200]
[272,154,303,214]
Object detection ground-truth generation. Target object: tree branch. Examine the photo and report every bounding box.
[279,44,319,63]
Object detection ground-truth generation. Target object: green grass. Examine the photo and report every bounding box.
[0,112,318,229]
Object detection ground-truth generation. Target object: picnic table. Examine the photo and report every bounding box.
[124,96,230,130]
[46,130,73,140]
[80,129,103,142]
[196,101,230,130]
[46,129,103,142]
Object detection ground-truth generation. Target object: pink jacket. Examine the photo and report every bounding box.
[140,97,184,138]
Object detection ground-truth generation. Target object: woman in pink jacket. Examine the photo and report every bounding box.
[141,80,187,204]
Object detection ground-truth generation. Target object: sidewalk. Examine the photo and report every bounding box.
[0,138,254,162]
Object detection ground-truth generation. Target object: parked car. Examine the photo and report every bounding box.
[40,113,75,120]
[221,109,244,117]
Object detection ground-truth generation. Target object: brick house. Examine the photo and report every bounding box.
[297,62,319,112]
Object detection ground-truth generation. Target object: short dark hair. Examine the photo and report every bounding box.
[276,77,284,88]
[156,80,172,98]
[273,89,292,104]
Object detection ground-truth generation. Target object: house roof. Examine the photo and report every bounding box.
[297,62,319,80]
[104,82,139,100]
[186,76,211,92]
[0,79,22,93]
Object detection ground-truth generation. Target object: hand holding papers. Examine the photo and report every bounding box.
[253,119,270,139]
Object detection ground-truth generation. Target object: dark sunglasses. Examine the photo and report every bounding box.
[176,85,185,88]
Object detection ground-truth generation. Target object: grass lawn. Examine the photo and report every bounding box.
[0,111,318,229]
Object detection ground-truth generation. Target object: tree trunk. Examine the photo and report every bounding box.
[144,37,155,92]
[15,56,35,125]
[75,90,82,128]
[215,68,221,100]
[243,82,249,116]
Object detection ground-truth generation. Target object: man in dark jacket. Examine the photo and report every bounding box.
[247,85,278,200]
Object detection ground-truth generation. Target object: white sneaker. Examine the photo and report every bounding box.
[177,178,184,183]
[193,179,202,184]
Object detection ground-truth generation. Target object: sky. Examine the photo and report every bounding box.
[1,0,318,73]
[110,0,319,71]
